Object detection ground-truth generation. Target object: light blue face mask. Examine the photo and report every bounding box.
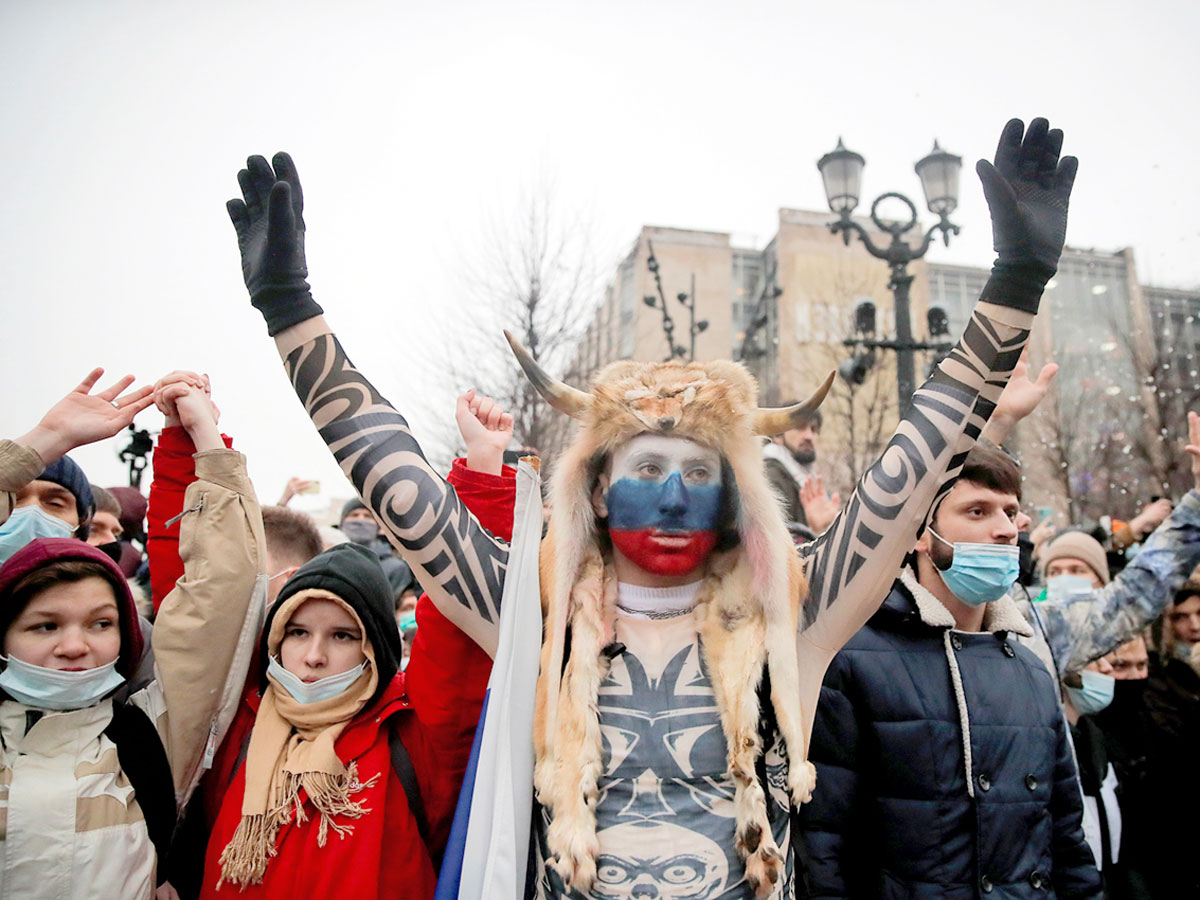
[267,655,369,704]
[1046,574,1095,603]
[1065,668,1115,716]
[0,654,125,710]
[0,506,74,564]
[928,527,1020,607]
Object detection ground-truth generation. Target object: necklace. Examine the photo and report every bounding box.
[615,604,695,620]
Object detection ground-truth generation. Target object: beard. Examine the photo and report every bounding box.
[791,447,816,466]
[926,531,954,572]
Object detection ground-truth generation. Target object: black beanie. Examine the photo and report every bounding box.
[260,542,401,701]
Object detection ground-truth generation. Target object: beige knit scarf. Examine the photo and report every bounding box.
[217,590,380,888]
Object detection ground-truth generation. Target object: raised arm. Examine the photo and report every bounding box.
[1,368,153,523]
[799,118,1078,657]
[1033,411,1200,676]
[142,381,266,805]
[226,153,508,655]
[146,371,234,611]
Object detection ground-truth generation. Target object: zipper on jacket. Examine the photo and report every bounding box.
[202,717,218,770]
[165,492,206,529]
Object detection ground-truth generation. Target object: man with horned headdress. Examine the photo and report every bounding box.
[226,117,1077,899]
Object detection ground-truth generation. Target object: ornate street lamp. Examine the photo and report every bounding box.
[818,137,961,413]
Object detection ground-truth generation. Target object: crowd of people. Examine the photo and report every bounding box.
[763,382,1200,899]
[0,116,1194,900]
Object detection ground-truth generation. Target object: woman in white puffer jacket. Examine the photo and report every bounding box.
[0,374,265,899]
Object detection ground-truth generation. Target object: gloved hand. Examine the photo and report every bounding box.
[226,152,323,336]
[976,118,1078,313]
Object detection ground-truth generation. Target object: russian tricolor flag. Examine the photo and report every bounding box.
[436,460,543,900]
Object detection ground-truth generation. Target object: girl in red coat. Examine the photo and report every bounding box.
[134,374,512,899]
[200,537,495,899]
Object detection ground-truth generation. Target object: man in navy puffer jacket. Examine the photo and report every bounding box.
[797,445,1101,900]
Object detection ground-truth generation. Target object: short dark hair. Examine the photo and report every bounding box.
[920,445,1022,557]
[261,506,324,569]
[1174,579,1200,608]
[956,444,1021,502]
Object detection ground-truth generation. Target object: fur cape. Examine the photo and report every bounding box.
[530,357,816,898]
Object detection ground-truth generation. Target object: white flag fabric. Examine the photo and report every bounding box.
[451,459,543,899]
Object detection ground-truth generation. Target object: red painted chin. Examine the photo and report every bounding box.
[610,529,718,576]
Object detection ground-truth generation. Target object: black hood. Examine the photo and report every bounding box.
[260,542,402,702]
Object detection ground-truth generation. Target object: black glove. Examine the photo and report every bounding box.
[976,118,1078,313]
[227,152,323,336]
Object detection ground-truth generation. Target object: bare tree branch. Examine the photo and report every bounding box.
[424,180,604,469]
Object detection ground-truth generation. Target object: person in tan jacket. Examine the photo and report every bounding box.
[0,372,267,899]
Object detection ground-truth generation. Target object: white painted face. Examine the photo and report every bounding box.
[606,434,723,492]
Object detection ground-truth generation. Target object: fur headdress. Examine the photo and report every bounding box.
[507,332,833,897]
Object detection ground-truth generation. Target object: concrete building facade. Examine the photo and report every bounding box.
[572,213,1196,519]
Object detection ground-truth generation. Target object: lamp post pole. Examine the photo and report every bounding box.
[679,273,705,362]
[644,241,708,362]
[818,139,963,413]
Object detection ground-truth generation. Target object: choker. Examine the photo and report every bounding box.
[615,581,701,620]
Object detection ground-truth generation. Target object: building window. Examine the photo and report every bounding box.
[732,251,763,353]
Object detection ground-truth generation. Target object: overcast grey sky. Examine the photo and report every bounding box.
[2,0,1197,515]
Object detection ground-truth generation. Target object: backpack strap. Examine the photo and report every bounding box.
[389,718,438,867]
[233,722,253,776]
[105,701,177,886]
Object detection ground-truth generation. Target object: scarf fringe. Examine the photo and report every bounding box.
[218,762,380,887]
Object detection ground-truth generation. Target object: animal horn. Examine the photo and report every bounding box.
[504,330,593,420]
[752,370,837,436]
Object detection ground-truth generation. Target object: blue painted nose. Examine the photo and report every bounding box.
[658,472,688,518]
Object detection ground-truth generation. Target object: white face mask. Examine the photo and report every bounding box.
[1064,668,1115,716]
[1046,573,1095,602]
[0,654,125,710]
[0,506,74,564]
[267,655,369,704]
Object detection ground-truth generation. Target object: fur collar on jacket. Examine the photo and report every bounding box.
[898,567,1033,637]
[760,440,813,488]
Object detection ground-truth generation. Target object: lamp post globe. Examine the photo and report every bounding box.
[817,138,866,215]
[914,140,963,219]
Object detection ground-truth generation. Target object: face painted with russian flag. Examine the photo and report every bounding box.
[600,434,724,578]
